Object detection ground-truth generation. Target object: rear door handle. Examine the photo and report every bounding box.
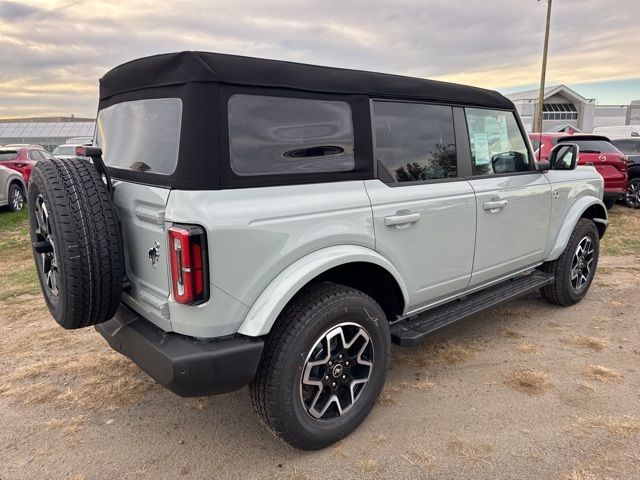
[384,212,421,227]
[483,199,508,211]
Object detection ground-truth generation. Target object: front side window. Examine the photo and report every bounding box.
[228,95,354,176]
[96,98,183,175]
[373,101,457,183]
[465,108,531,175]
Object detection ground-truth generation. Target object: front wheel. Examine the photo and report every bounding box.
[624,178,640,208]
[250,283,390,450]
[540,218,599,306]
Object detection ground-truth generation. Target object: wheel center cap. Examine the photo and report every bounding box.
[332,364,343,378]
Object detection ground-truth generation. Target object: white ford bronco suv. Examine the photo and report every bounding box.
[28,51,608,450]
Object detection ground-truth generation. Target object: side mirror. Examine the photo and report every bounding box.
[537,161,550,172]
[549,143,579,170]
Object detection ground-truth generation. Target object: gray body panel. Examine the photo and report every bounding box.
[0,165,25,207]
[112,164,604,339]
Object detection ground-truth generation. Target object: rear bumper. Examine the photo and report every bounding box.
[96,303,264,397]
[603,189,625,200]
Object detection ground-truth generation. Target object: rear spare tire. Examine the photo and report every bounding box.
[28,158,124,329]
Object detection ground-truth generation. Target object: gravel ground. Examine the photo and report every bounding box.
[1,210,639,480]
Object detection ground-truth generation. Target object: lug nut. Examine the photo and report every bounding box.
[338,354,343,359]
[328,361,333,367]
[332,382,336,387]
[324,375,329,381]
[345,361,350,366]
[342,375,346,380]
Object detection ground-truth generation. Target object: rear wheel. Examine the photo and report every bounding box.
[540,218,599,306]
[7,183,25,212]
[250,283,390,450]
[28,158,124,329]
[624,178,640,208]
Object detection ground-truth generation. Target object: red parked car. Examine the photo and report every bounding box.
[529,133,628,209]
[0,145,56,183]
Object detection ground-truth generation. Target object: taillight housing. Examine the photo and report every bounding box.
[168,224,209,305]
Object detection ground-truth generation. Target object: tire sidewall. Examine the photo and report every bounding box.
[558,220,599,304]
[276,292,389,448]
[28,169,66,321]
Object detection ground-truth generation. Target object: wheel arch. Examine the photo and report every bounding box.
[546,197,608,262]
[237,245,409,337]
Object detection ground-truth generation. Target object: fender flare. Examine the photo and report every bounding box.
[546,197,608,261]
[237,245,409,337]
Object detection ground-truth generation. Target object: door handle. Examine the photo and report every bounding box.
[384,212,421,227]
[483,199,508,211]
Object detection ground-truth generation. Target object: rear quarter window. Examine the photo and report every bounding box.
[228,94,355,176]
[96,98,183,175]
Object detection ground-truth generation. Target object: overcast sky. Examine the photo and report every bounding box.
[1,0,638,118]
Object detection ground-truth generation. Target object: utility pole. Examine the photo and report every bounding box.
[535,0,552,132]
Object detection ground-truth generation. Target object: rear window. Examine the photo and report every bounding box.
[96,98,183,175]
[0,151,18,161]
[228,94,354,176]
[559,139,620,154]
[53,146,76,156]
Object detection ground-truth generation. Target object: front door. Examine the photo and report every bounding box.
[463,107,552,286]
[366,101,476,314]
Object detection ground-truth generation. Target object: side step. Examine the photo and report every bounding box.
[390,271,554,346]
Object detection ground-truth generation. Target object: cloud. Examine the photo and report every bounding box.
[0,0,638,118]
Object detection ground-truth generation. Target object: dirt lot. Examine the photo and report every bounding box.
[1,206,639,480]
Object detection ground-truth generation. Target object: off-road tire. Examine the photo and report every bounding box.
[540,218,599,306]
[7,182,25,212]
[28,158,124,329]
[250,283,390,450]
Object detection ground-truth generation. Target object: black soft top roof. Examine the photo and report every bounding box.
[99,51,513,109]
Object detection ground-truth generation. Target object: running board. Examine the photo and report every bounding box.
[390,271,554,346]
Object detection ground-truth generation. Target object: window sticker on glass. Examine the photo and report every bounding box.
[473,133,491,165]
[497,116,510,153]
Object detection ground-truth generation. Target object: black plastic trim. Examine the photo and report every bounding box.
[95,303,264,397]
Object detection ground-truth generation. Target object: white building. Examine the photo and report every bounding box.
[506,84,639,133]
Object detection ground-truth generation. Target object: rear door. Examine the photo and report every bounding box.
[463,108,551,286]
[96,98,183,331]
[365,101,476,313]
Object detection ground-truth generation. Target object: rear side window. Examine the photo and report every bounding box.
[373,101,457,183]
[612,140,640,154]
[465,108,531,175]
[228,94,354,176]
[96,98,182,175]
[0,151,18,161]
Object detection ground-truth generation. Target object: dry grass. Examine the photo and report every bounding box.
[402,451,437,471]
[601,206,640,256]
[501,328,526,339]
[581,365,624,383]
[570,415,640,439]
[357,459,380,473]
[448,437,494,464]
[46,415,88,437]
[562,335,609,352]
[0,351,156,410]
[515,343,542,353]
[559,468,597,480]
[504,369,553,395]
[391,341,483,369]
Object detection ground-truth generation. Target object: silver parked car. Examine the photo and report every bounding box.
[28,52,608,450]
[0,164,26,212]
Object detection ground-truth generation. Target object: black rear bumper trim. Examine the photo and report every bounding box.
[95,303,264,397]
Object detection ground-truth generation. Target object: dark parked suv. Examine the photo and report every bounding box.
[611,138,640,208]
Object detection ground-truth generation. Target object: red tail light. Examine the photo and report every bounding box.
[168,225,209,305]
